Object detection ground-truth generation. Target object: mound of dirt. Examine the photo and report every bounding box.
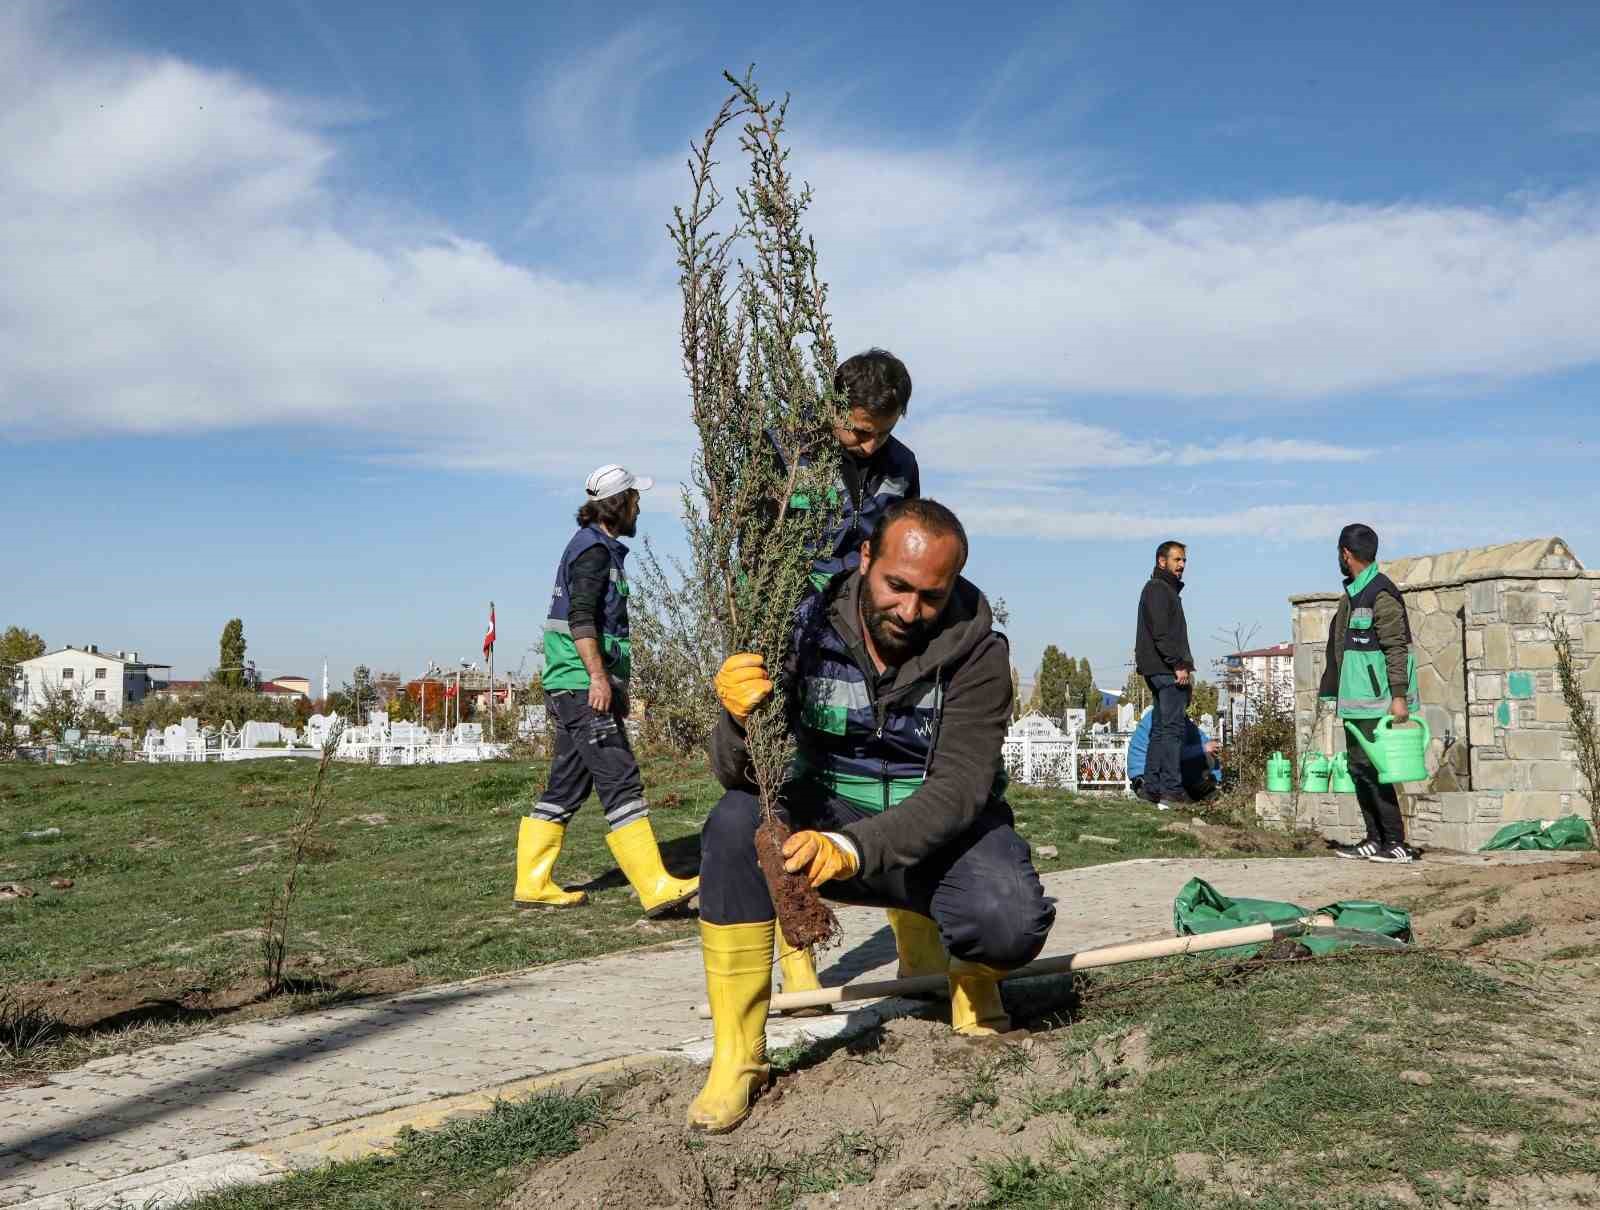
[506,1015,1148,1210]
[1378,856,1600,961]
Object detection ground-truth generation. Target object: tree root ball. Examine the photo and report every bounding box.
[755,816,841,950]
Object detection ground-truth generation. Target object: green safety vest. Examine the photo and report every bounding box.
[1334,563,1419,719]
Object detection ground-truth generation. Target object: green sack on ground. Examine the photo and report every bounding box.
[1480,816,1595,852]
[1172,876,1412,957]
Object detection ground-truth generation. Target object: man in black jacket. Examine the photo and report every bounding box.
[1134,540,1196,806]
[686,499,1054,1134]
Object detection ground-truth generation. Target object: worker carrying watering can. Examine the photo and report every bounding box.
[1319,523,1421,864]
[511,465,700,915]
[688,499,1055,1134]
[765,349,943,1012]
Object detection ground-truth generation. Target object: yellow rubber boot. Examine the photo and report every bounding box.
[886,909,949,978]
[513,818,587,908]
[605,817,700,917]
[949,960,1011,1037]
[776,942,828,1017]
[687,919,774,1133]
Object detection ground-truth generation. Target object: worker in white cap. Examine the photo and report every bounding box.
[511,465,700,917]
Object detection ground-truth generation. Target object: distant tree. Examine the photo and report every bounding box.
[1070,657,1096,711]
[0,626,46,739]
[1010,664,1024,721]
[217,619,247,688]
[31,679,115,738]
[1122,669,1151,714]
[1,626,46,666]
[122,684,299,739]
[1188,678,1219,721]
[1034,646,1073,719]
[339,665,376,723]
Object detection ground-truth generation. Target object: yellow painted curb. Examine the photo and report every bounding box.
[246,1052,672,1166]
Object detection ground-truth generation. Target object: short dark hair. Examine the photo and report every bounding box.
[869,497,968,567]
[1338,523,1379,563]
[577,490,635,531]
[1156,540,1186,563]
[835,348,912,420]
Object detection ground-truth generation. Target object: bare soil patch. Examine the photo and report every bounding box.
[1382,856,1600,960]
[507,1017,1122,1210]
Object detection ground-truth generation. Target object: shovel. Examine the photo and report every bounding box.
[693,914,1404,1018]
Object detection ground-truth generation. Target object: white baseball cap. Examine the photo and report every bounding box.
[585,464,654,500]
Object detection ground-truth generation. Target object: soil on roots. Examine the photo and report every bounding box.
[755,816,840,951]
[501,1014,1131,1210]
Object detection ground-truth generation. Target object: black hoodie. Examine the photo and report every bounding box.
[709,569,1014,878]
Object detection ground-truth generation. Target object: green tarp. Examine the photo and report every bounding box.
[1479,816,1595,852]
[1173,877,1413,957]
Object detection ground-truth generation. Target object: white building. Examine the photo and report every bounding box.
[1223,642,1295,731]
[15,645,170,719]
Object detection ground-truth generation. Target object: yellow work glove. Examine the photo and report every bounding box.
[782,831,860,888]
[714,653,773,721]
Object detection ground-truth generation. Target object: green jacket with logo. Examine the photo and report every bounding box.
[1317,563,1419,719]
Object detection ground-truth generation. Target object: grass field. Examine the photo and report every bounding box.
[1,754,1299,1076]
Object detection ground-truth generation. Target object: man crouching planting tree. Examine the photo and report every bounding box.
[692,499,1055,1132]
[766,348,950,1014]
[510,465,699,916]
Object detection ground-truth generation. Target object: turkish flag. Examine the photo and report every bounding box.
[483,604,496,658]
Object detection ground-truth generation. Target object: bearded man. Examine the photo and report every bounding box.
[687,498,1054,1133]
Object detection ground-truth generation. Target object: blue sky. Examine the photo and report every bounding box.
[3,0,1598,692]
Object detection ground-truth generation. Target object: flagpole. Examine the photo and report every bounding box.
[488,600,495,742]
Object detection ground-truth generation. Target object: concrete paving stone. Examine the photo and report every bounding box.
[9,1160,99,1198]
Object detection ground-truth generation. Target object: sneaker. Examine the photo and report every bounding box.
[1367,844,1415,864]
[1334,840,1379,860]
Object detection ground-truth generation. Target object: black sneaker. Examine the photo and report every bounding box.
[1367,844,1415,864]
[1334,840,1379,860]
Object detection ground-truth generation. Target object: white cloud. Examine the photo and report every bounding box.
[956,500,1415,543]
[821,188,1600,403]
[0,11,685,475]
[526,22,681,157]
[915,411,1366,491]
[1174,438,1365,466]
[2,10,1599,521]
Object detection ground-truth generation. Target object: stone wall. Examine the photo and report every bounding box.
[1256,789,1507,852]
[1279,567,1600,849]
[1465,574,1600,820]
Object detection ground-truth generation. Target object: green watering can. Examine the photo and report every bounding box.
[1330,752,1357,794]
[1300,752,1331,793]
[1345,715,1432,785]
[1265,752,1292,793]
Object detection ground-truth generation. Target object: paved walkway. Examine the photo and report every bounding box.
[1,852,1563,1209]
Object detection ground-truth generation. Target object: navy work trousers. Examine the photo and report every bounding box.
[530,690,648,830]
[699,787,1055,971]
